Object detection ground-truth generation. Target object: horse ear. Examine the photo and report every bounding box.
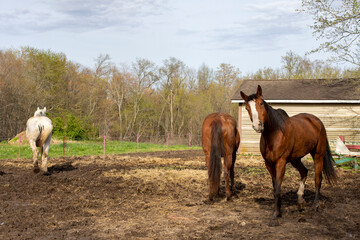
[37,107,40,111]
[257,85,262,97]
[240,91,248,101]
[44,107,46,112]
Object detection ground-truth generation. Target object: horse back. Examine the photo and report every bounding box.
[290,113,324,136]
[288,113,326,157]
[202,113,239,155]
[261,113,326,161]
[26,116,53,147]
[221,115,240,153]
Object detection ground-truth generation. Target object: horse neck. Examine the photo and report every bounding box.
[263,103,287,135]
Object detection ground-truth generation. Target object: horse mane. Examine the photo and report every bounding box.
[264,101,289,133]
[245,94,289,133]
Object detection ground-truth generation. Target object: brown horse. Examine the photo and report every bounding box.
[202,112,240,201]
[240,85,337,226]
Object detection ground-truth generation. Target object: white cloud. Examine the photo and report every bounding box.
[0,0,168,34]
[200,0,310,52]
[0,0,330,72]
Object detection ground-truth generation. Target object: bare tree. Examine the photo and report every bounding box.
[281,50,343,79]
[124,58,159,138]
[158,57,189,136]
[301,0,360,66]
[197,63,214,91]
[108,67,129,139]
[212,63,241,113]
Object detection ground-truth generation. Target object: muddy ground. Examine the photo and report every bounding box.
[0,150,359,239]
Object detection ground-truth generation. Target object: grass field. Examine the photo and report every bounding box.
[1,139,355,171]
[0,140,201,160]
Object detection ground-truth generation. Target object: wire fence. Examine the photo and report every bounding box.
[107,133,203,146]
[1,133,203,160]
[1,133,203,144]
[3,132,360,161]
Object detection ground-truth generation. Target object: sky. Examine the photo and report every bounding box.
[0,0,334,74]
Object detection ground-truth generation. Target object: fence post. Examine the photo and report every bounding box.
[104,135,106,157]
[137,134,140,152]
[166,133,170,150]
[188,132,191,148]
[18,135,21,160]
[63,135,65,157]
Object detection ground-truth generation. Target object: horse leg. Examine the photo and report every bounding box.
[265,161,276,189]
[205,152,210,168]
[41,146,48,173]
[230,151,237,196]
[224,154,233,200]
[291,159,308,211]
[269,159,286,226]
[29,140,40,173]
[311,152,324,211]
[41,136,51,173]
[204,152,213,200]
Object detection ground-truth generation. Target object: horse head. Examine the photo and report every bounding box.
[240,85,266,133]
[34,107,47,117]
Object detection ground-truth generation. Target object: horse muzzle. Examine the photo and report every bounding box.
[252,122,264,133]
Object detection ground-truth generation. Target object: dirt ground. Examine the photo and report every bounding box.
[0,150,359,239]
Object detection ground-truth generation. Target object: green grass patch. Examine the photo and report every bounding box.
[0,140,201,160]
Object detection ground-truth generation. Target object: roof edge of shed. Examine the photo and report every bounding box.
[232,100,360,104]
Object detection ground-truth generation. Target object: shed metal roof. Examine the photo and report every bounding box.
[231,79,360,103]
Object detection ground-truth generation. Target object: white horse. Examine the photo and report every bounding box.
[26,107,53,173]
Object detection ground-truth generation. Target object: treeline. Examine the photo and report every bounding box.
[0,47,359,142]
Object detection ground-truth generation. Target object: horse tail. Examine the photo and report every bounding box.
[36,123,53,149]
[209,119,224,198]
[323,139,337,185]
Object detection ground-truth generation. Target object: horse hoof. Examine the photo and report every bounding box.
[268,218,280,227]
[33,167,40,174]
[298,204,305,212]
[312,204,319,212]
[43,172,51,176]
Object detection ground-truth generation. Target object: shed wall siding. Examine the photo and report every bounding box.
[239,103,360,154]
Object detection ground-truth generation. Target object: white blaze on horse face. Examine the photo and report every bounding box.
[249,101,261,132]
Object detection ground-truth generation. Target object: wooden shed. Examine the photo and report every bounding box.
[231,79,360,154]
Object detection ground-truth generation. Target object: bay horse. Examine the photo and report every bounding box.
[26,107,53,174]
[202,112,240,201]
[240,85,337,226]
